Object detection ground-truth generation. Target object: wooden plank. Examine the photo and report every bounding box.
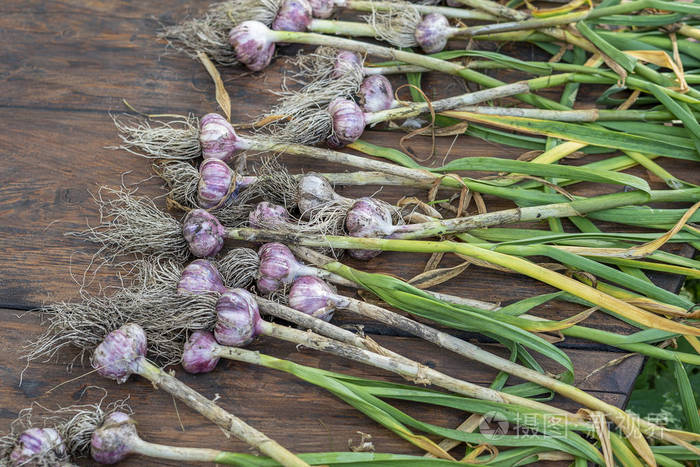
[0,1,695,465]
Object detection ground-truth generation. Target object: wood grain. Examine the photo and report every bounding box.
[0,0,696,465]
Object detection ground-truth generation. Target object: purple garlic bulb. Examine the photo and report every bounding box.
[214,289,262,346]
[90,412,138,464]
[229,21,276,72]
[10,428,67,466]
[257,243,316,294]
[327,98,366,148]
[178,259,227,295]
[297,173,343,216]
[198,159,235,209]
[183,209,226,258]
[182,331,221,374]
[359,75,395,113]
[248,202,291,228]
[199,113,248,162]
[345,198,394,260]
[272,0,313,32]
[332,50,362,79]
[288,276,339,321]
[91,324,147,384]
[308,0,335,18]
[414,13,450,54]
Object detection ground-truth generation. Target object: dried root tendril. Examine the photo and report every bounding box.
[365,5,421,48]
[211,203,253,228]
[154,160,200,208]
[0,389,131,465]
[25,261,218,367]
[300,198,355,236]
[256,47,363,145]
[68,186,190,264]
[57,390,132,459]
[287,46,341,84]
[158,0,282,66]
[241,158,300,209]
[215,247,260,289]
[257,100,334,146]
[111,114,201,160]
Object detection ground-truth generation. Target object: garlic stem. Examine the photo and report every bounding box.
[289,245,500,310]
[248,321,580,417]
[135,359,310,467]
[308,19,377,37]
[447,0,527,20]
[382,191,654,239]
[223,229,700,338]
[363,81,530,125]
[344,0,498,21]
[453,9,588,37]
[449,106,684,123]
[318,171,434,188]
[292,245,700,366]
[266,28,561,110]
[130,437,223,463]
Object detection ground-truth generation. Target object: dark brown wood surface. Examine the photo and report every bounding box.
[0,1,697,465]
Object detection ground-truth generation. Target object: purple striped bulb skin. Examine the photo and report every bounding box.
[272,0,312,32]
[248,202,291,228]
[345,198,394,237]
[90,412,137,465]
[10,428,67,467]
[332,50,362,79]
[414,13,450,53]
[200,113,244,162]
[183,209,225,258]
[257,243,301,294]
[288,276,336,321]
[229,21,276,71]
[214,289,262,346]
[345,198,394,260]
[327,98,365,148]
[182,331,221,374]
[297,173,339,215]
[359,75,394,113]
[178,259,227,295]
[308,0,335,18]
[91,324,147,384]
[198,159,235,209]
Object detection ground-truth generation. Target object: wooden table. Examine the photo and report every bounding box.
[0,1,696,465]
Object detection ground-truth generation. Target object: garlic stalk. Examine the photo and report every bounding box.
[160,0,497,66]
[193,289,580,419]
[90,323,310,467]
